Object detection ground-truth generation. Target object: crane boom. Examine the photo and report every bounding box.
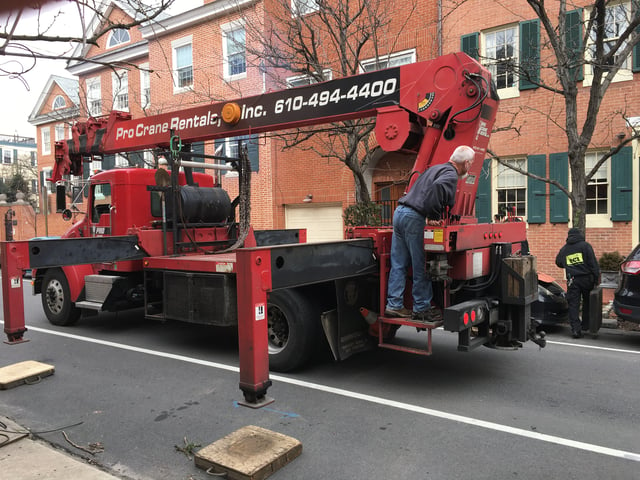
[54,52,498,220]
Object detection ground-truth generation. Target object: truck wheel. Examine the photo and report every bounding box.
[41,269,81,326]
[267,289,319,372]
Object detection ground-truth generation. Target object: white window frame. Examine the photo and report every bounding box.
[52,95,66,110]
[494,158,527,221]
[143,150,154,168]
[565,152,613,229]
[584,1,633,86]
[292,0,320,16]
[286,69,333,88]
[112,70,129,112]
[41,127,51,155]
[359,49,416,73]
[2,149,12,164]
[172,36,193,93]
[481,24,519,99]
[222,21,247,81]
[107,28,130,48]
[140,63,151,109]
[86,76,102,117]
[90,159,102,175]
[54,123,65,142]
[42,167,53,194]
[584,151,611,228]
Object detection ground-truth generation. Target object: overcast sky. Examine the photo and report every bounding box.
[0,59,69,138]
[0,1,202,139]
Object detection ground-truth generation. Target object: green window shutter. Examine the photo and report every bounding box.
[243,134,259,172]
[102,154,115,171]
[527,154,546,223]
[549,152,569,223]
[611,146,632,221]
[519,20,540,90]
[83,157,92,198]
[191,142,205,174]
[566,9,584,82]
[461,32,480,60]
[475,158,491,223]
[128,150,144,168]
[13,149,18,161]
[633,1,640,72]
[214,138,224,155]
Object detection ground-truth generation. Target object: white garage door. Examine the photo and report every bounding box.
[285,204,344,243]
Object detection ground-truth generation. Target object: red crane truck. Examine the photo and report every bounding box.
[1,52,545,406]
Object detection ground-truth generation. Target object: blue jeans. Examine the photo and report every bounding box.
[386,205,433,312]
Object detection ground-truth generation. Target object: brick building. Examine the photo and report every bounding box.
[0,133,38,241]
[442,0,640,289]
[27,75,80,236]
[26,1,639,292]
[28,0,439,242]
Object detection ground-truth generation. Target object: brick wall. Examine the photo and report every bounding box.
[443,0,639,289]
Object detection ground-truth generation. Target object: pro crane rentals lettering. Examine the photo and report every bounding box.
[109,67,401,150]
[115,111,222,142]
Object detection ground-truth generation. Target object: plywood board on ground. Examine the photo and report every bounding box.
[194,425,302,480]
[0,360,55,390]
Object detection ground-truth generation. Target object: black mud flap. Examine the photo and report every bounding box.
[588,287,603,335]
[321,309,376,362]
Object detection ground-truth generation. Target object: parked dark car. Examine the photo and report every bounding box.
[532,273,568,328]
[613,244,640,323]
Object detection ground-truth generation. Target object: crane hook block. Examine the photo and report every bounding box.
[222,102,242,125]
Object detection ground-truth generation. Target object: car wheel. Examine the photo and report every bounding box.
[41,269,81,326]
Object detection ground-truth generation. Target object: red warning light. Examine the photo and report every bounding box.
[463,312,470,325]
[471,309,476,323]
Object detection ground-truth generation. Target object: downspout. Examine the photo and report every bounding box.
[437,0,443,56]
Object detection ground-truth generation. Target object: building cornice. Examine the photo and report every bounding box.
[140,0,259,39]
[67,40,149,76]
[28,107,81,127]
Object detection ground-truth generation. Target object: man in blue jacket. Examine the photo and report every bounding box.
[555,228,601,338]
[385,145,475,322]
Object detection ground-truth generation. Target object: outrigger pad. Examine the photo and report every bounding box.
[194,425,302,480]
[0,360,55,390]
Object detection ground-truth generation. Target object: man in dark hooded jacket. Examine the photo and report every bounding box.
[555,228,600,338]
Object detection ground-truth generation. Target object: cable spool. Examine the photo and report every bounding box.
[167,186,232,223]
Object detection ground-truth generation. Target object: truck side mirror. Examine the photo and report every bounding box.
[56,184,66,213]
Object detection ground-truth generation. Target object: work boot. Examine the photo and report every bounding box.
[384,307,412,318]
[412,307,442,322]
[572,331,583,339]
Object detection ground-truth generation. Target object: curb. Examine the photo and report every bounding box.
[0,416,120,480]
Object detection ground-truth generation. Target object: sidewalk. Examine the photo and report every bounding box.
[0,416,120,480]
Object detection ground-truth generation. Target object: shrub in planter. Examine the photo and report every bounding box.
[343,202,382,227]
[599,251,625,287]
[598,251,625,271]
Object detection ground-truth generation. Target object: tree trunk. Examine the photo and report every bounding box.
[353,170,371,203]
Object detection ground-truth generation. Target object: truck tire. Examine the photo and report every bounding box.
[267,289,319,372]
[41,269,81,326]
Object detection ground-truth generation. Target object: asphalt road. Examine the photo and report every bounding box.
[1,283,640,480]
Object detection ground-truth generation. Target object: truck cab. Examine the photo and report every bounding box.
[34,167,222,326]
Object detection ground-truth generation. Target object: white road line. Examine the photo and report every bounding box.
[546,339,640,355]
[4,322,640,463]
